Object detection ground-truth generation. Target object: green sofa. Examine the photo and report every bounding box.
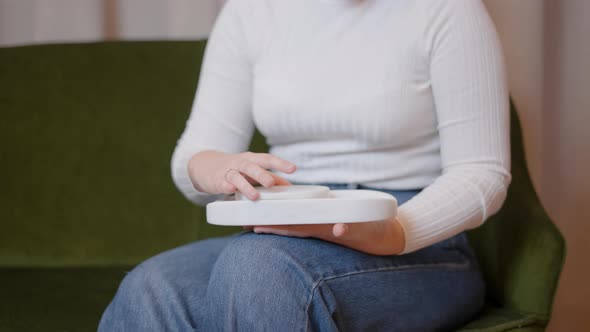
[0,41,565,331]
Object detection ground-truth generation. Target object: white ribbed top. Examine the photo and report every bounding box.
[171,0,511,253]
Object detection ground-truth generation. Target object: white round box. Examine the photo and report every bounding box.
[206,185,397,226]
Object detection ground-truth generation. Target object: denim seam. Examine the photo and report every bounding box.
[304,260,471,331]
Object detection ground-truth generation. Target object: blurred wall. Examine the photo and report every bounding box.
[482,1,590,330]
[1,0,588,330]
[0,0,103,45]
[0,0,223,46]
[116,0,222,40]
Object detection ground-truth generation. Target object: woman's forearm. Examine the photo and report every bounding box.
[327,218,405,256]
[253,217,405,256]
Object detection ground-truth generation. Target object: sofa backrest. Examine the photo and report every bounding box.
[0,41,214,265]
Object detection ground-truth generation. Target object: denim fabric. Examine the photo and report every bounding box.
[99,184,485,331]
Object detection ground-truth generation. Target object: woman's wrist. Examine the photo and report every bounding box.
[324,218,405,256]
[187,153,201,191]
[386,218,406,255]
[187,150,218,192]
[365,218,405,256]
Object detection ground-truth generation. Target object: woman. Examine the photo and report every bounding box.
[100,0,510,330]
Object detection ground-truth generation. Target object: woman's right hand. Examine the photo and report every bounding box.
[187,150,297,201]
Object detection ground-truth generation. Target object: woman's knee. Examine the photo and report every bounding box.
[99,270,146,331]
[206,233,314,328]
[99,257,177,331]
[114,237,230,301]
[101,238,230,331]
[210,233,309,290]
[113,254,179,309]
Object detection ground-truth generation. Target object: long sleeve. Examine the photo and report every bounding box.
[171,1,255,205]
[396,0,511,253]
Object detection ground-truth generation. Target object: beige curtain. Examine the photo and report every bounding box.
[483,2,590,329]
[0,0,224,46]
[1,0,588,329]
[0,0,103,45]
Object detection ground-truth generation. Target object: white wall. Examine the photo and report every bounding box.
[117,0,222,40]
[0,0,102,46]
[0,0,224,46]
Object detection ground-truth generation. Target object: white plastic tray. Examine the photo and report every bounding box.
[206,185,397,226]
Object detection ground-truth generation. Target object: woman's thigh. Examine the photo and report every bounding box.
[206,232,485,332]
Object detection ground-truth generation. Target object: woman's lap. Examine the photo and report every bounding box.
[99,186,485,331]
[208,232,484,331]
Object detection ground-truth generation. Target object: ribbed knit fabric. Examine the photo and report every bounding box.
[171,0,511,253]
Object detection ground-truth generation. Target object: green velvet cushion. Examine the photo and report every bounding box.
[0,267,127,331]
[0,41,241,266]
[0,268,542,332]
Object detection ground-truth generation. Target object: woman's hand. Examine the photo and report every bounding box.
[250,218,406,256]
[188,150,297,200]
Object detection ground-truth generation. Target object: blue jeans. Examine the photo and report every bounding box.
[99,184,485,331]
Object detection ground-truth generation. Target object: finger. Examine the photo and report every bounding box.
[246,153,296,174]
[244,172,291,187]
[218,180,237,195]
[269,173,292,186]
[253,226,296,236]
[226,169,260,200]
[254,224,334,238]
[254,226,317,238]
[238,162,275,188]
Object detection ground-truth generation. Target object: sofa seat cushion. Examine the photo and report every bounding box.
[0,267,129,331]
[0,267,547,332]
[459,305,547,331]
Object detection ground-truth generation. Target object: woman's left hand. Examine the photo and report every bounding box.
[248,218,405,256]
